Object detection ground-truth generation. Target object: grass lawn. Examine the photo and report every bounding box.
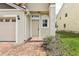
[57,31,79,56]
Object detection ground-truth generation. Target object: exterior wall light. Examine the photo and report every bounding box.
[17,15,20,20]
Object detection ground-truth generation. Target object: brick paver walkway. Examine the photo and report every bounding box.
[0,42,14,55]
[0,38,46,56]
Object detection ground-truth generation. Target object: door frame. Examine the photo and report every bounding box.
[30,14,40,37]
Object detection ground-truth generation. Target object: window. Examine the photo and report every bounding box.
[42,19,48,27]
[55,22,58,28]
[64,24,66,28]
[65,13,68,17]
[12,19,16,22]
[32,15,39,18]
[31,15,40,20]
[17,15,20,20]
[5,19,10,22]
[0,19,3,22]
[41,15,49,28]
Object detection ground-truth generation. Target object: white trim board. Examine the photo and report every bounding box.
[6,3,24,10]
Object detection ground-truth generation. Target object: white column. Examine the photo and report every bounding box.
[49,3,56,36]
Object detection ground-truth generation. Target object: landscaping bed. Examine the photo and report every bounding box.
[42,36,63,56]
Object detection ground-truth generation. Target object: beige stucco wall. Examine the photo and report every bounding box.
[57,3,79,32]
[27,3,49,11]
[40,28,50,38]
[40,14,50,38]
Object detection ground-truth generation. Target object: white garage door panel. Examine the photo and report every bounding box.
[0,17,16,41]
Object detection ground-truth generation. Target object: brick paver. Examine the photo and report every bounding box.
[0,38,46,56]
[3,42,46,56]
[0,42,14,55]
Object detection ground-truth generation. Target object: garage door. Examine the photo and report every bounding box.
[0,17,16,41]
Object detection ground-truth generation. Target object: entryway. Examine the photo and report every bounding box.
[32,20,39,37]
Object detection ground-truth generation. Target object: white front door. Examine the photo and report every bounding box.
[32,20,39,37]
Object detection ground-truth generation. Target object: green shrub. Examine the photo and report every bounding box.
[42,35,63,56]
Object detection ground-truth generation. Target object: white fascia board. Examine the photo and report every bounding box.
[0,9,25,14]
[0,9,23,12]
[6,3,25,10]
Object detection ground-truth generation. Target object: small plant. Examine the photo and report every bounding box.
[43,36,54,50]
[42,35,63,56]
